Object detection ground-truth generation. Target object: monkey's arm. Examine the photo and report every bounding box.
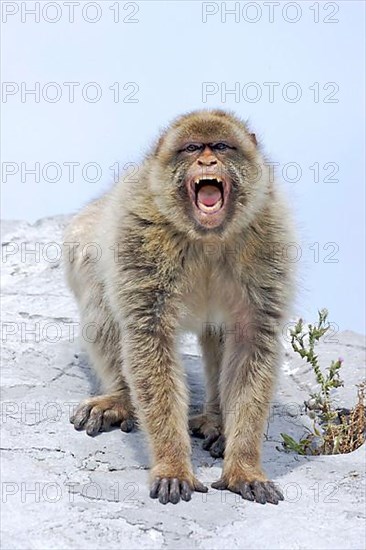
[112,227,207,504]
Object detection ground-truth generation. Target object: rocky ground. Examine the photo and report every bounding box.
[1,216,365,549]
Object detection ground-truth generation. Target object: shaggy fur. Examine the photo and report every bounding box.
[64,110,294,505]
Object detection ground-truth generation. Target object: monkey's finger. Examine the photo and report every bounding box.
[209,435,225,458]
[100,409,121,431]
[211,479,228,491]
[120,418,135,433]
[239,482,255,502]
[180,481,192,502]
[85,407,103,436]
[193,479,208,493]
[262,489,279,505]
[251,481,267,504]
[158,478,170,505]
[264,482,284,503]
[268,481,284,500]
[150,478,161,499]
[71,404,92,430]
[169,478,181,504]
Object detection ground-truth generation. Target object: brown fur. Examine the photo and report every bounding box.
[64,110,294,505]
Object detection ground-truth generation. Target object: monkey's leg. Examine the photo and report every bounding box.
[212,330,284,505]
[64,213,135,436]
[70,298,135,436]
[189,329,225,458]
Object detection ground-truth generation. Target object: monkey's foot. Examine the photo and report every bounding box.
[212,470,284,505]
[189,413,225,458]
[150,475,208,505]
[70,394,135,436]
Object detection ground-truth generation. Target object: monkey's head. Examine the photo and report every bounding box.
[149,110,270,238]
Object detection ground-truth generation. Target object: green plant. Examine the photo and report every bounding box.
[281,309,365,455]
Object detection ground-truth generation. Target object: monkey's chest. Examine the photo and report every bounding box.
[179,270,245,334]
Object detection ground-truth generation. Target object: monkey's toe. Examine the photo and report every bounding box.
[212,478,284,505]
[150,477,208,505]
[70,395,135,436]
[206,434,225,458]
[189,414,225,457]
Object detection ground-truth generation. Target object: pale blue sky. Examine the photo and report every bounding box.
[1,1,365,332]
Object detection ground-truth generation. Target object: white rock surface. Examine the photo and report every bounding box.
[1,216,365,549]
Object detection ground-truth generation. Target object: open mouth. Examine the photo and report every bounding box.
[192,178,224,214]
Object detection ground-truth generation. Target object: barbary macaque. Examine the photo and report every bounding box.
[64,110,293,505]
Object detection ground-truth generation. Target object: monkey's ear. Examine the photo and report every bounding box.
[249,133,257,146]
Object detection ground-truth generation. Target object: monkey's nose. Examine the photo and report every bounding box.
[198,158,217,166]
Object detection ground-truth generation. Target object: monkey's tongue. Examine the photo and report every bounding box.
[197,185,222,208]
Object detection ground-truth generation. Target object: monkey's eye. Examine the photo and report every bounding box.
[212,142,230,151]
[185,143,202,153]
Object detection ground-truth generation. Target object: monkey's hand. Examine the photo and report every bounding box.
[212,469,284,505]
[150,468,208,505]
[189,413,225,458]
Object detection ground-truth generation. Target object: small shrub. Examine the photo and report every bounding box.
[281,309,365,455]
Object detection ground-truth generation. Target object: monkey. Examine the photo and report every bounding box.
[63,109,294,506]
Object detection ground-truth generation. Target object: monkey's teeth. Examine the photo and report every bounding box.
[195,178,222,185]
